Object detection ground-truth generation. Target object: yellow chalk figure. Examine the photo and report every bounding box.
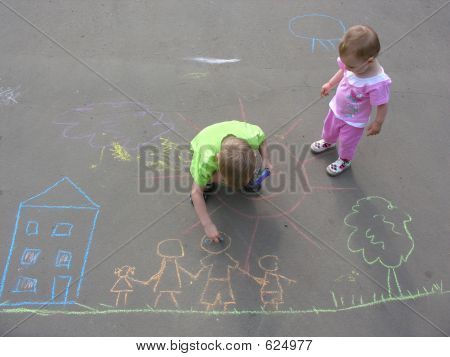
[110,265,135,307]
[143,239,195,309]
[196,233,239,312]
[248,255,296,311]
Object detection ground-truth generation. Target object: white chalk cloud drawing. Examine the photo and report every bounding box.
[184,57,240,64]
[0,85,21,105]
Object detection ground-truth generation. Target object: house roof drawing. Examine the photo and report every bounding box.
[21,177,99,209]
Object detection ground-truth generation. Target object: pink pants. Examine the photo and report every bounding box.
[321,110,365,161]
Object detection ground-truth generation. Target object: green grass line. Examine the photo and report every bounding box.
[0,288,447,317]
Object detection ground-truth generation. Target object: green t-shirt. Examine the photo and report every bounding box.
[190,121,266,187]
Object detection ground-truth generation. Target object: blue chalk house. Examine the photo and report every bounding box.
[0,177,100,306]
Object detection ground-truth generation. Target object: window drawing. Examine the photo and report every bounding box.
[51,223,73,238]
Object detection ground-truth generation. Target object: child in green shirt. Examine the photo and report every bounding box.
[190,121,272,242]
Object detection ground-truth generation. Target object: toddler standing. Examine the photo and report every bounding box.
[311,25,392,176]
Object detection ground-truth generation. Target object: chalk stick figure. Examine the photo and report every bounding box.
[143,239,195,309]
[244,255,296,311]
[110,265,135,307]
[196,232,239,311]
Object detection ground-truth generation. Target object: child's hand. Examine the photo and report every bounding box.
[262,159,273,172]
[320,82,332,97]
[367,121,382,136]
[204,223,220,242]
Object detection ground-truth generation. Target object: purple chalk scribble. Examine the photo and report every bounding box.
[54,101,175,151]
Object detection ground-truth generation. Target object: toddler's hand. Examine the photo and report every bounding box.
[321,82,332,97]
[367,122,382,136]
[204,223,220,243]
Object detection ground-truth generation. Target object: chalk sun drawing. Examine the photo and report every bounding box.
[289,14,346,53]
[151,99,357,276]
[54,101,175,152]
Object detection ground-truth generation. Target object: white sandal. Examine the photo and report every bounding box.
[310,139,336,154]
[326,157,351,176]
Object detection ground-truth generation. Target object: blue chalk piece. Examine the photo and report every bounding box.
[253,168,271,186]
[242,168,271,193]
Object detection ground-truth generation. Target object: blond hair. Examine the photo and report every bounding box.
[339,25,380,60]
[218,136,256,189]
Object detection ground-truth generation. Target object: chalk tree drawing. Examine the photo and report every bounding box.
[0,177,100,306]
[0,85,21,105]
[344,196,414,298]
[289,14,346,53]
[110,265,135,307]
[54,101,175,154]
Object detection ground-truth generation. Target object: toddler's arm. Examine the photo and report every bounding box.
[321,69,344,96]
[191,183,220,242]
[367,103,388,136]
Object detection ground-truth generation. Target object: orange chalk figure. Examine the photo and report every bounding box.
[249,255,296,311]
[197,233,239,311]
[144,239,195,308]
[110,265,135,307]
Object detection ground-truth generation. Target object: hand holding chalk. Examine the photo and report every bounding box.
[204,222,220,242]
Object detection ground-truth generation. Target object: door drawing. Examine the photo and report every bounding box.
[52,275,72,303]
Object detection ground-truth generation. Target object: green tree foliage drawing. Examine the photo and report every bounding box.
[344,196,414,298]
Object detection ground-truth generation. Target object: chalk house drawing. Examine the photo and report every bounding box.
[0,177,100,306]
[289,13,346,53]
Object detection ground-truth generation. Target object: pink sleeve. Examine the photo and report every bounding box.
[369,80,392,106]
[337,57,346,70]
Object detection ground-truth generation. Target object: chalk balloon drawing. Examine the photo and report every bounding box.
[289,14,346,53]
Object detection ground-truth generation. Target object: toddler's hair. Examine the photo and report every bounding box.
[219,136,256,189]
[339,25,380,60]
